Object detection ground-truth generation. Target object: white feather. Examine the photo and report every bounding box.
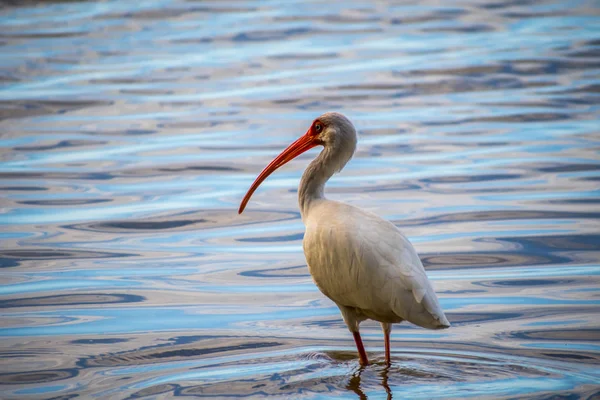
[303,199,450,330]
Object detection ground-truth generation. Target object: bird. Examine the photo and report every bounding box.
[238,112,450,366]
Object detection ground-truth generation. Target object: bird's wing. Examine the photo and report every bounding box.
[304,201,449,329]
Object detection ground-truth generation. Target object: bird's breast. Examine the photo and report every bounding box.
[303,223,360,300]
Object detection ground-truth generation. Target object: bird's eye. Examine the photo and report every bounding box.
[314,123,322,133]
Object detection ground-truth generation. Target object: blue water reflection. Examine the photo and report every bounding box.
[1,0,599,398]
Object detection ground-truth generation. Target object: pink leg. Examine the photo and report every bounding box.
[381,322,392,365]
[384,329,391,365]
[352,331,369,366]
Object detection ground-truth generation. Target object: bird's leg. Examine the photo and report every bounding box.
[338,304,369,366]
[352,331,369,366]
[381,322,392,366]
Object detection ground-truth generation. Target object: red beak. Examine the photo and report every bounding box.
[238,129,321,214]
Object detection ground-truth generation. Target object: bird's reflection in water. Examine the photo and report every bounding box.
[381,366,392,399]
[346,363,393,400]
[346,370,367,400]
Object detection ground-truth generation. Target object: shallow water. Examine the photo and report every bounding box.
[1,0,599,399]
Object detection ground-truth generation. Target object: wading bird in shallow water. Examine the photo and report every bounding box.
[239,112,450,366]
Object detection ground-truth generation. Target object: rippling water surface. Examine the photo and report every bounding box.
[1,0,599,398]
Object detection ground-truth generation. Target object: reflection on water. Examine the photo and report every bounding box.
[1,0,599,398]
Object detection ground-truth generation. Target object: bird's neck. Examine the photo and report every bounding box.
[298,147,337,219]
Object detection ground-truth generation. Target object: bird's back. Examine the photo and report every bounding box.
[303,199,449,329]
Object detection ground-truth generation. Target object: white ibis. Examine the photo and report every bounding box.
[239,112,450,366]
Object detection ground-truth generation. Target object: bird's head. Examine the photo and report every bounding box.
[315,112,357,171]
[238,112,357,214]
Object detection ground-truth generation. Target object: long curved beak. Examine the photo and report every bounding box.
[238,130,320,214]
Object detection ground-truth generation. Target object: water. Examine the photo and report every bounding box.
[1,0,599,398]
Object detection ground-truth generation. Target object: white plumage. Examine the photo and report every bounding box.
[304,200,449,329]
[239,112,449,365]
